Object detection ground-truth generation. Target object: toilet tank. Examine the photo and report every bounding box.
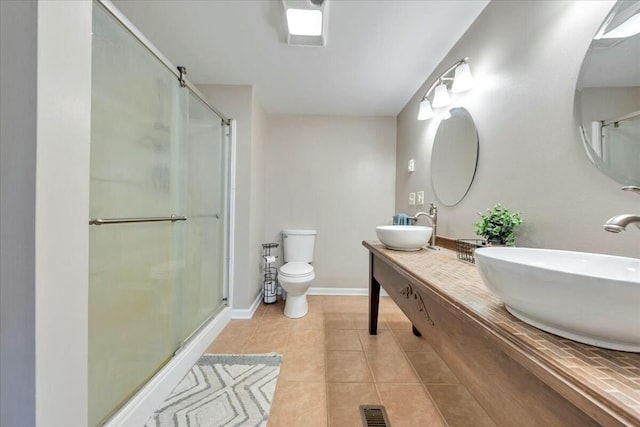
[282,229,317,263]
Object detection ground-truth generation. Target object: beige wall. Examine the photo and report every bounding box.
[396,0,638,258]
[265,115,396,289]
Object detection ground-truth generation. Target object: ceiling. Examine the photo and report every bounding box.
[111,0,489,116]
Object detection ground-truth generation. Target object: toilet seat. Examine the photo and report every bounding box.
[279,262,314,278]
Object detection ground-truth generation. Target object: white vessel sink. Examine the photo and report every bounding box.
[475,247,640,352]
[376,225,432,251]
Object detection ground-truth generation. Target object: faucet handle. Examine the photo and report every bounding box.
[429,202,437,215]
[622,186,640,196]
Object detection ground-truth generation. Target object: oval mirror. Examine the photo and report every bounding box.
[431,107,479,206]
[575,0,640,186]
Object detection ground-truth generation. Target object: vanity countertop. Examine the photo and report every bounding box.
[363,240,640,426]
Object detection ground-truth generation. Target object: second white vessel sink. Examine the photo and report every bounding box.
[376,225,432,251]
[475,247,640,352]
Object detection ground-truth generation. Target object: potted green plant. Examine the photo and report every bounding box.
[473,203,523,246]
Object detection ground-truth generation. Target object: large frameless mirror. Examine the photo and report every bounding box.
[431,107,479,206]
[575,0,640,186]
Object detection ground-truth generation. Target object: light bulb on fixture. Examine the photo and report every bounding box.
[417,99,434,120]
[416,57,473,121]
[451,62,474,93]
[431,83,451,108]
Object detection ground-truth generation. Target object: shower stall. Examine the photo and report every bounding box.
[88,2,231,425]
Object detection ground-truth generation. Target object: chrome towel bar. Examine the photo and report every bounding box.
[89,215,187,226]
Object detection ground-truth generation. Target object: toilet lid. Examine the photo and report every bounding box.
[279,262,314,277]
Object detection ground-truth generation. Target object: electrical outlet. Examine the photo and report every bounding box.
[408,159,415,173]
[417,191,425,205]
[409,192,416,206]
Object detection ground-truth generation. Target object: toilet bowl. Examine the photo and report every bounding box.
[279,229,317,319]
[278,263,315,318]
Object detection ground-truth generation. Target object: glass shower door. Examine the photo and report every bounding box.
[89,3,229,425]
[179,95,226,342]
[89,4,184,425]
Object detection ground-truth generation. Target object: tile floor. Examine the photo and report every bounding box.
[205,295,496,427]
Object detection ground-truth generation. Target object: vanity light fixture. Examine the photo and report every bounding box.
[596,13,640,39]
[283,0,329,47]
[593,0,640,41]
[417,57,474,121]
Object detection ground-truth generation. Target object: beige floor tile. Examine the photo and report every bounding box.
[286,327,324,353]
[406,351,459,385]
[328,383,379,427]
[307,295,325,313]
[326,351,373,383]
[392,328,435,352]
[379,296,403,314]
[289,311,324,332]
[382,312,412,330]
[357,329,402,353]
[268,381,327,427]
[205,327,255,354]
[279,348,325,382]
[377,383,446,427]
[241,326,290,354]
[225,316,264,329]
[366,351,419,383]
[323,295,369,313]
[324,312,359,330]
[325,329,362,351]
[352,312,381,330]
[427,384,496,427]
[261,308,296,328]
[261,300,284,316]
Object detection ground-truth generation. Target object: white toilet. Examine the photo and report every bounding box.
[278,229,316,318]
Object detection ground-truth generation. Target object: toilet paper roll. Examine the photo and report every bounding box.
[264,255,276,264]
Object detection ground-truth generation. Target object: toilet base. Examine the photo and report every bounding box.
[283,294,308,319]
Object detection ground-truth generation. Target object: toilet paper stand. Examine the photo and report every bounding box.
[262,242,279,304]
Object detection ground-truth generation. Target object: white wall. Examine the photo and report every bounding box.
[197,84,265,309]
[35,1,92,425]
[0,2,37,425]
[265,115,396,289]
[396,0,638,258]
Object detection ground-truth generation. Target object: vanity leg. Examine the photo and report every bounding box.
[369,253,380,335]
[412,325,422,337]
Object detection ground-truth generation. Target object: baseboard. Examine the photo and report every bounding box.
[104,307,232,427]
[231,290,264,319]
[308,287,389,297]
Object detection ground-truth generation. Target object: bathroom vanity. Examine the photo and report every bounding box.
[364,240,640,427]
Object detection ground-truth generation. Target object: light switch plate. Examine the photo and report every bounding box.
[417,191,425,205]
[408,159,415,173]
[409,192,416,206]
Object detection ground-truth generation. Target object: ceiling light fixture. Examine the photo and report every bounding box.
[417,58,474,121]
[283,0,329,47]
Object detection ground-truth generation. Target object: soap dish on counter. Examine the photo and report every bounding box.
[456,239,486,264]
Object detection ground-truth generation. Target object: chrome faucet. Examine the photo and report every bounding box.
[603,186,640,233]
[410,203,438,247]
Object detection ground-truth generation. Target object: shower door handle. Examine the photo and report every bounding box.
[89,215,187,226]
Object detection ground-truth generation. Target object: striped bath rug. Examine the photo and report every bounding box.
[145,353,282,427]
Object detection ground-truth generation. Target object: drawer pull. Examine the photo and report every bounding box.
[400,284,435,326]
